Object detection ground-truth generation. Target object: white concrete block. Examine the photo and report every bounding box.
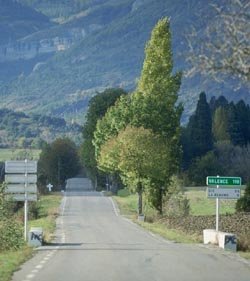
[203,229,218,245]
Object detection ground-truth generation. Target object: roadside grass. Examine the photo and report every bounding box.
[0,148,41,161]
[138,222,202,244]
[239,252,250,260]
[0,247,33,281]
[185,190,236,216]
[0,194,62,281]
[113,189,250,259]
[113,193,200,244]
[113,194,138,218]
[30,194,62,242]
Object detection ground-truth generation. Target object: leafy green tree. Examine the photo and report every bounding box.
[38,138,80,191]
[135,17,182,139]
[98,126,173,215]
[81,88,126,187]
[94,18,182,213]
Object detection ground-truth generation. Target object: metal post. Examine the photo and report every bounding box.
[216,175,220,232]
[24,159,28,241]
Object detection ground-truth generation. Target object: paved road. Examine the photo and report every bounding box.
[12,178,250,281]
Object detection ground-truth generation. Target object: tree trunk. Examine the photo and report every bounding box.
[137,182,143,215]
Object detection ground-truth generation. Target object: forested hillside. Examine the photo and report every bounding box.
[0,108,82,148]
[0,0,53,42]
[0,0,248,122]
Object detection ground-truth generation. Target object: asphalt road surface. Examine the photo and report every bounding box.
[12,178,250,281]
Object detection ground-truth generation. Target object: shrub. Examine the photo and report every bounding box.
[117,189,131,197]
[236,182,250,212]
[237,232,250,251]
[163,176,190,217]
[0,219,24,251]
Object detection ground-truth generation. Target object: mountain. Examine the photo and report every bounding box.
[0,0,53,42]
[0,0,248,123]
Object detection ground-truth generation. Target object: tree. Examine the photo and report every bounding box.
[187,151,223,186]
[228,102,246,146]
[98,126,173,215]
[236,181,250,212]
[38,138,80,191]
[94,18,182,213]
[81,88,126,187]
[187,0,250,86]
[212,106,230,142]
[187,92,213,159]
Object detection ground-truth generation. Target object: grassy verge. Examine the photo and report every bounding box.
[30,194,62,242]
[138,222,202,244]
[0,247,33,281]
[113,190,250,259]
[0,194,62,281]
[185,190,236,216]
[113,194,199,244]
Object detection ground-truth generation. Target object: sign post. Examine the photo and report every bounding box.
[24,159,28,241]
[206,176,242,232]
[5,159,37,241]
[216,180,219,232]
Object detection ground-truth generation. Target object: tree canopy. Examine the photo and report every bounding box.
[38,138,80,191]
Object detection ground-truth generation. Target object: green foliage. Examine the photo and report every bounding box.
[0,108,82,148]
[38,138,81,190]
[1,0,249,123]
[0,219,24,251]
[0,184,24,251]
[215,143,250,183]
[98,126,176,214]
[212,106,230,142]
[117,189,131,197]
[81,88,126,182]
[236,182,250,212]
[187,151,223,186]
[163,176,190,217]
[187,92,213,159]
[95,18,182,213]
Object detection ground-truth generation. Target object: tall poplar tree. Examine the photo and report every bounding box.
[133,18,182,213]
[94,18,182,213]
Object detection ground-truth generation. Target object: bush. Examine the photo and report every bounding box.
[163,176,190,217]
[236,182,250,212]
[0,219,24,251]
[117,189,131,197]
[238,232,250,251]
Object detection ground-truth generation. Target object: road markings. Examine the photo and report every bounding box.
[61,195,67,216]
[22,196,66,281]
[109,197,119,216]
[26,273,35,279]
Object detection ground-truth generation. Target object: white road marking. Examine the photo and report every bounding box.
[109,197,119,216]
[61,195,67,216]
[26,273,35,279]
